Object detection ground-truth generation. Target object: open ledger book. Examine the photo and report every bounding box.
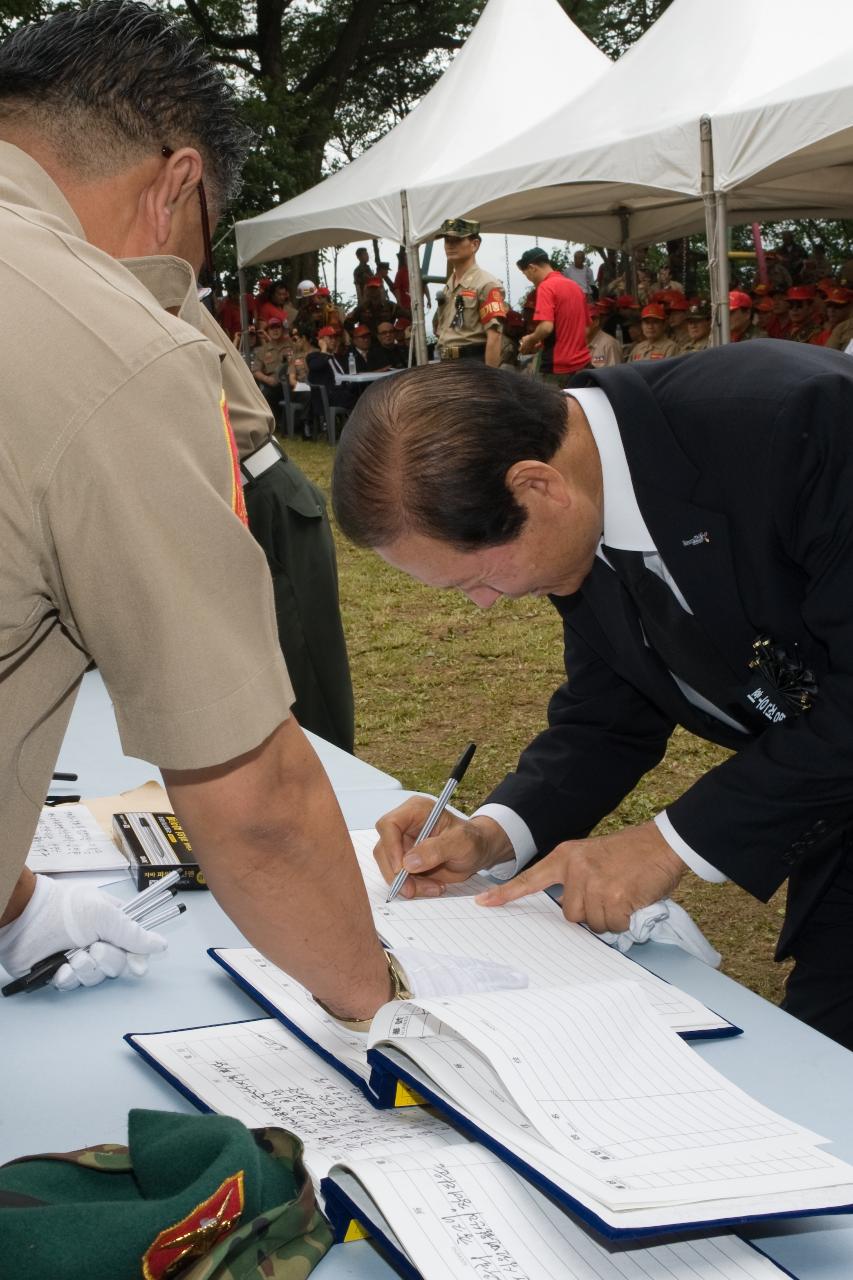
[126,1018,793,1279]
[202,831,853,1237]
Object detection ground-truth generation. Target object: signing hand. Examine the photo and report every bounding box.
[476,821,686,934]
[373,798,513,899]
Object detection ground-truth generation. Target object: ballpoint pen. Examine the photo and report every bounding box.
[386,742,476,903]
[1,870,184,996]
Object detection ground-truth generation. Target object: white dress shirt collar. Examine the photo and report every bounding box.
[566,386,654,552]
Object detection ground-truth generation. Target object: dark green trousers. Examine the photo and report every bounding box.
[243,455,355,753]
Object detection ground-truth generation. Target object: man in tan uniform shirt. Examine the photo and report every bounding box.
[0,2,419,1019]
[433,218,507,366]
[627,303,679,362]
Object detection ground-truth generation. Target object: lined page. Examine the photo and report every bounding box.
[369,982,853,1219]
[331,1145,790,1279]
[129,1019,464,1186]
[351,829,728,1035]
[212,949,370,1080]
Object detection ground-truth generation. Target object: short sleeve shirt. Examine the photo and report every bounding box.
[435,264,507,351]
[0,146,293,911]
[532,271,590,374]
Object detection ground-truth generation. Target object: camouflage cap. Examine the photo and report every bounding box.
[0,1110,332,1280]
[437,217,481,238]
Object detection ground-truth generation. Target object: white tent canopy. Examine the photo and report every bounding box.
[234,0,609,268]
[405,0,853,247]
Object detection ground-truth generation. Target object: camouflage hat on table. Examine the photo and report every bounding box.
[437,217,481,238]
[0,1110,332,1280]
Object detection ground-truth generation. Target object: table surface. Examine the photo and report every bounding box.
[5,781,853,1278]
[54,670,402,798]
[335,369,405,383]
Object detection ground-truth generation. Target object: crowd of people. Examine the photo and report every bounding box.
[214,227,853,439]
[214,263,412,435]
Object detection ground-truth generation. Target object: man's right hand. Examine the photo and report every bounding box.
[373,798,513,898]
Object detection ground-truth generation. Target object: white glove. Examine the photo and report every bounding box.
[390,945,528,1000]
[0,875,167,991]
[595,898,721,968]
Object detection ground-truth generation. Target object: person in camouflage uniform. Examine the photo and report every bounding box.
[0,1110,332,1280]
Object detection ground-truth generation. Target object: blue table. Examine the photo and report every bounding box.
[2,786,852,1278]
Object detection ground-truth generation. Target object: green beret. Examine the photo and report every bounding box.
[0,1110,332,1279]
[437,217,480,238]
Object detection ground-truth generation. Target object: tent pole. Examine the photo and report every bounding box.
[716,191,731,343]
[618,208,635,294]
[237,265,251,362]
[401,190,429,366]
[701,118,731,344]
[700,115,724,346]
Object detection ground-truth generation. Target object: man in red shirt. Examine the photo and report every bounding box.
[517,247,589,386]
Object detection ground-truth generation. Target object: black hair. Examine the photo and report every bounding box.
[0,0,253,205]
[332,363,570,550]
[260,279,289,305]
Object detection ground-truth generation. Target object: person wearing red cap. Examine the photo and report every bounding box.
[628,304,679,362]
[784,286,820,343]
[827,290,853,352]
[345,276,396,337]
[349,322,384,373]
[753,297,778,339]
[665,294,691,350]
[585,302,623,367]
[728,291,756,343]
[812,288,852,348]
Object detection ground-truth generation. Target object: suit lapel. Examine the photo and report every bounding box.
[576,364,759,684]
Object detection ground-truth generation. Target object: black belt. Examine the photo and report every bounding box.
[440,344,486,361]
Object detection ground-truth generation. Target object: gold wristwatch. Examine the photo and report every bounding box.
[315,949,412,1033]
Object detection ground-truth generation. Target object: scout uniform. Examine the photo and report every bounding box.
[434,217,506,360]
[628,306,679,362]
[587,328,623,367]
[828,315,853,352]
[252,336,288,377]
[0,142,293,912]
[124,255,356,754]
[679,301,712,353]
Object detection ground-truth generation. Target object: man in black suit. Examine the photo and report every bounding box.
[332,345,853,1049]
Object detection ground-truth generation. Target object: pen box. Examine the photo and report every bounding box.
[112,812,207,890]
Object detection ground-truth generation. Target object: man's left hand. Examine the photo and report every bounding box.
[476,821,686,933]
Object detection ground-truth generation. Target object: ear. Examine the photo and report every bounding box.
[505,459,570,508]
[141,147,204,253]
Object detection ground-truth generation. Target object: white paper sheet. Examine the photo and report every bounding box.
[129,1018,465,1187]
[351,830,729,1036]
[368,982,853,1227]
[331,1145,791,1279]
[26,804,127,873]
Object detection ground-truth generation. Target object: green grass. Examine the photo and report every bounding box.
[286,435,791,1006]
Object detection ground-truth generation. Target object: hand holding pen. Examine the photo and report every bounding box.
[1,871,185,996]
[384,743,477,902]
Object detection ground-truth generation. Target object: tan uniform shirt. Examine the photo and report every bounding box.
[679,335,712,354]
[434,263,506,355]
[0,146,293,911]
[587,329,623,367]
[628,337,679,362]
[253,339,288,377]
[828,317,853,352]
[669,326,692,350]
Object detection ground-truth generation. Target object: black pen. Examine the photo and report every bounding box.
[386,742,476,903]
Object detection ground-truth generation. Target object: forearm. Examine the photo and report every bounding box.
[484,327,503,367]
[164,717,391,1018]
[0,868,36,927]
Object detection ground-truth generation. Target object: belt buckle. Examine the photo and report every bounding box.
[444,346,459,360]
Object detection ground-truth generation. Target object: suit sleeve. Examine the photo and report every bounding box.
[485,603,674,856]
[667,366,853,899]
